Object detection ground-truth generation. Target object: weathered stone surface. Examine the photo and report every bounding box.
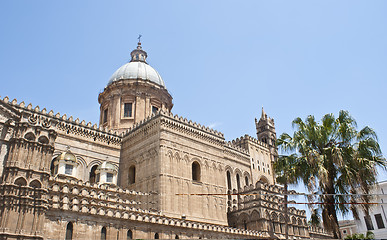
[0,44,332,239]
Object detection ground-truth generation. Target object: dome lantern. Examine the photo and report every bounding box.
[130,40,148,63]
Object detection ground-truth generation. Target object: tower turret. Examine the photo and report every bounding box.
[255,107,277,149]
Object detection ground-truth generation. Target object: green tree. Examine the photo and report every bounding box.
[344,231,375,240]
[276,110,385,239]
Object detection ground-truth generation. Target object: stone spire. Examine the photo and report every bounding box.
[130,36,148,63]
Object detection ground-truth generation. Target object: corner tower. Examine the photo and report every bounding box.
[98,40,173,133]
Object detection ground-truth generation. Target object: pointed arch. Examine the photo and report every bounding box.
[29,179,42,188]
[24,132,35,141]
[14,177,27,186]
[38,135,49,144]
[236,173,241,190]
[65,222,73,240]
[101,227,107,240]
[127,229,133,239]
[226,171,232,190]
[89,165,98,184]
[192,161,201,181]
[259,176,269,184]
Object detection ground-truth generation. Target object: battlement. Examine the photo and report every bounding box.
[231,134,269,150]
[224,141,250,156]
[1,96,122,144]
[122,110,225,143]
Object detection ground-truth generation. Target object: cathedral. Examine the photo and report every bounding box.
[0,41,332,239]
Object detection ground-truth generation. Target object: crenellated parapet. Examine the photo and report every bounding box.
[122,110,225,146]
[224,142,250,162]
[1,96,122,147]
[231,134,270,151]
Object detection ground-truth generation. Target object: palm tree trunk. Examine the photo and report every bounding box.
[325,177,342,240]
[284,181,288,240]
[325,195,341,239]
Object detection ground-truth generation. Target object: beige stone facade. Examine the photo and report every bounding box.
[0,42,332,239]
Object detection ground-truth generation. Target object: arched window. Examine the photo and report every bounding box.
[29,180,42,188]
[38,136,49,144]
[50,160,56,176]
[236,173,241,190]
[128,165,136,184]
[65,222,73,240]
[14,177,27,186]
[226,171,232,190]
[127,230,133,239]
[154,233,159,239]
[245,176,249,186]
[101,227,107,240]
[24,132,35,141]
[259,176,269,184]
[89,165,98,184]
[175,234,179,239]
[192,161,200,181]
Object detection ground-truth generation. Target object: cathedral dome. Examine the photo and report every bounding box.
[107,41,165,88]
[108,61,165,87]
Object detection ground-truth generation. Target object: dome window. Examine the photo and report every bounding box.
[103,109,108,123]
[152,106,159,114]
[124,103,133,118]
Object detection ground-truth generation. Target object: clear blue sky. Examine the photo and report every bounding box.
[1,1,387,219]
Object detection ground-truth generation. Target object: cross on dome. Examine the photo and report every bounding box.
[131,35,147,62]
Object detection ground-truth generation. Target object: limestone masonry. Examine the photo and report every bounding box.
[0,41,332,239]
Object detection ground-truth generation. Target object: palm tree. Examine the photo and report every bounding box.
[276,110,386,239]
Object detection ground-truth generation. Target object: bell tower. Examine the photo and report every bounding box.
[255,107,277,149]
